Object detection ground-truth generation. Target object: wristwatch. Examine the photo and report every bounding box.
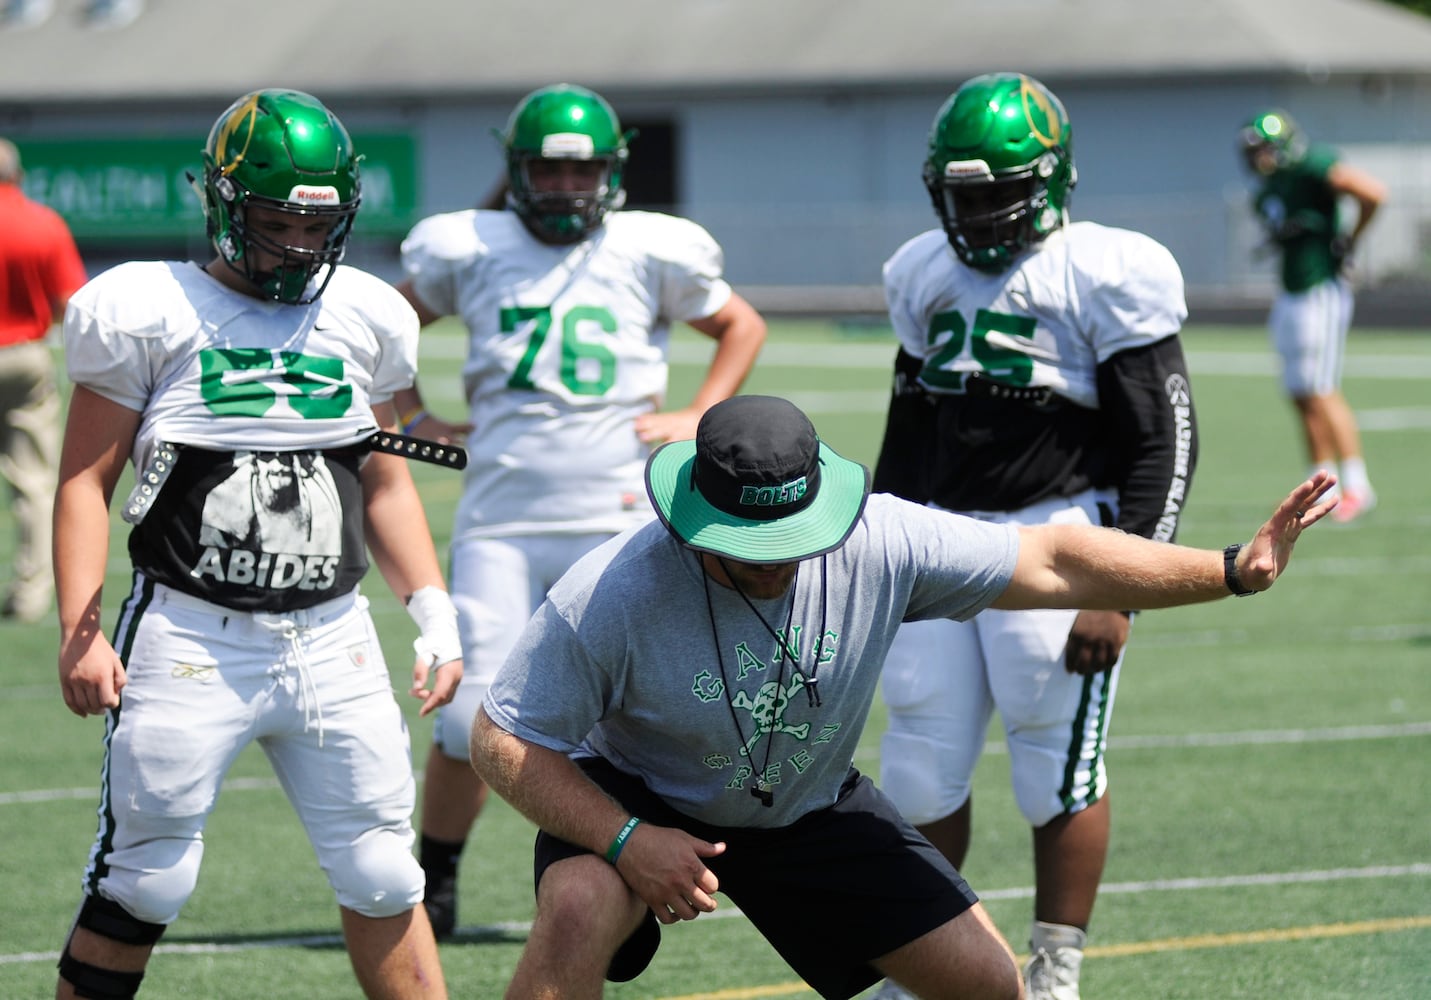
[1223,543,1257,597]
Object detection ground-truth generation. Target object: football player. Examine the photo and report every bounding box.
[53,90,460,1000]
[392,82,766,938]
[1238,108,1385,522]
[872,73,1200,1000]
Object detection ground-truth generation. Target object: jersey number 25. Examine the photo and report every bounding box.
[921,308,1037,391]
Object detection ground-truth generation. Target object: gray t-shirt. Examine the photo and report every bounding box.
[483,492,1019,828]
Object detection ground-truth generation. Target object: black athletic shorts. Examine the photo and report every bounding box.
[531,757,980,1000]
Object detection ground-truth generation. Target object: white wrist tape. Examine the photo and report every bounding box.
[407,586,462,667]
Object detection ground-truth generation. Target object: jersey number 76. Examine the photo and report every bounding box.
[502,304,619,396]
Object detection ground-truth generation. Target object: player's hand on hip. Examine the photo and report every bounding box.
[613,822,725,924]
[635,407,702,445]
[410,656,463,717]
[1064,609,1131,675]
[58,635,126,717]
[407,412,472,446]
[1237,471,1339,592]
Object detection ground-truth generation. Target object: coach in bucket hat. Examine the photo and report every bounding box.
[473,389,1337,999]
[645,395,871,562]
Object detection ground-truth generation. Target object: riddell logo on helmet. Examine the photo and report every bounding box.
[944,160,995,181]
[287,185,340,205]
[739,477,808,508]
[541,133,597,158]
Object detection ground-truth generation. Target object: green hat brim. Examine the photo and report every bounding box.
[644,439,870,563]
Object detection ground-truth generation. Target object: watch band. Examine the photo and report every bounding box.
[1223,543,1257,596]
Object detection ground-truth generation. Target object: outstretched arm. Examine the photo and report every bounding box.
[635,292,766,444]
[994,472,1338,612]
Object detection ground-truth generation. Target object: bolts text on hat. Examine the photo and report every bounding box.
[739,477,807,508]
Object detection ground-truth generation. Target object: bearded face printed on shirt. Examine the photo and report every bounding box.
[253,451,305,515]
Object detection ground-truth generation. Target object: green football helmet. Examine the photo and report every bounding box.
[1238,109,1306,176]
[498,83,633,244]
[201,89,361,304]
[922,72,1077,272]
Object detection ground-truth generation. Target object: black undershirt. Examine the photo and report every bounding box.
[873,337,1198,540]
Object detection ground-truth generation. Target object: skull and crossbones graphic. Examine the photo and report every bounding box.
[730,674,811,757]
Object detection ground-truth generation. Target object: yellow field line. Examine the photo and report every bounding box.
[1086,914,1431,958]
[660,914,1431,1000]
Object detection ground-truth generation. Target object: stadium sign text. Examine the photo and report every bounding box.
[16,134,417,240]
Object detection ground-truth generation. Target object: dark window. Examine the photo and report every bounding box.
[622,120,677,211]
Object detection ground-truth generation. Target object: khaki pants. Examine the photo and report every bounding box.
[0,340,60,621]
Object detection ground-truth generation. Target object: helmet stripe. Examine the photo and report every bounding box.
[215,92,263,177]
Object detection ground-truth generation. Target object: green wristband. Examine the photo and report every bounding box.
[604,817,641,864]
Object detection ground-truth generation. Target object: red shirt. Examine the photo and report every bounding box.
[0,184,88,347]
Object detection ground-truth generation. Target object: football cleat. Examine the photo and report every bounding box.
[1332,486,1377,523]
[1024,945,1083,1000]
[1024,921,1085,1000]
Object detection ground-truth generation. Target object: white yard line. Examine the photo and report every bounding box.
[5,721,1427,807]
[3,862,1427,966]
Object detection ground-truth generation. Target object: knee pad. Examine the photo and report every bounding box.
[1006,670,1116,827]
[329,830,425,918]
[878,729,974,826]
[57,952,145,1000]
[97,835,204,926]
[1007,733,1109,827]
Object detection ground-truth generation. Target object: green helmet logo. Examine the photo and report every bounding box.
[201,89,361,304]
[923,72,1076,272]
[498,83,632,244]
[1238,109,1306,176]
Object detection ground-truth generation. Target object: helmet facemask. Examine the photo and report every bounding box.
[925,151,1069,272]
[201,90,361,305]
[507,146,626,245]
[499,84,631,245]
[923,73,1076,273]
[206,174,358,304]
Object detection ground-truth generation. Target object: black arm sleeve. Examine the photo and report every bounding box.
[872,347,936,503]
[1095,337,1198,541]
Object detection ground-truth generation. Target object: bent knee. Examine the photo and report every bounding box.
[536,856,645,942]
[880,904,1022,1000]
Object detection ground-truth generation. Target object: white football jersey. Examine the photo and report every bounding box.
[883,221,1186,408]
[63,261,421,610]
[401,209,733,538]
[65,261,420,476]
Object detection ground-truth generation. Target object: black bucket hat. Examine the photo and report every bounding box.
[644,395,870,562]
